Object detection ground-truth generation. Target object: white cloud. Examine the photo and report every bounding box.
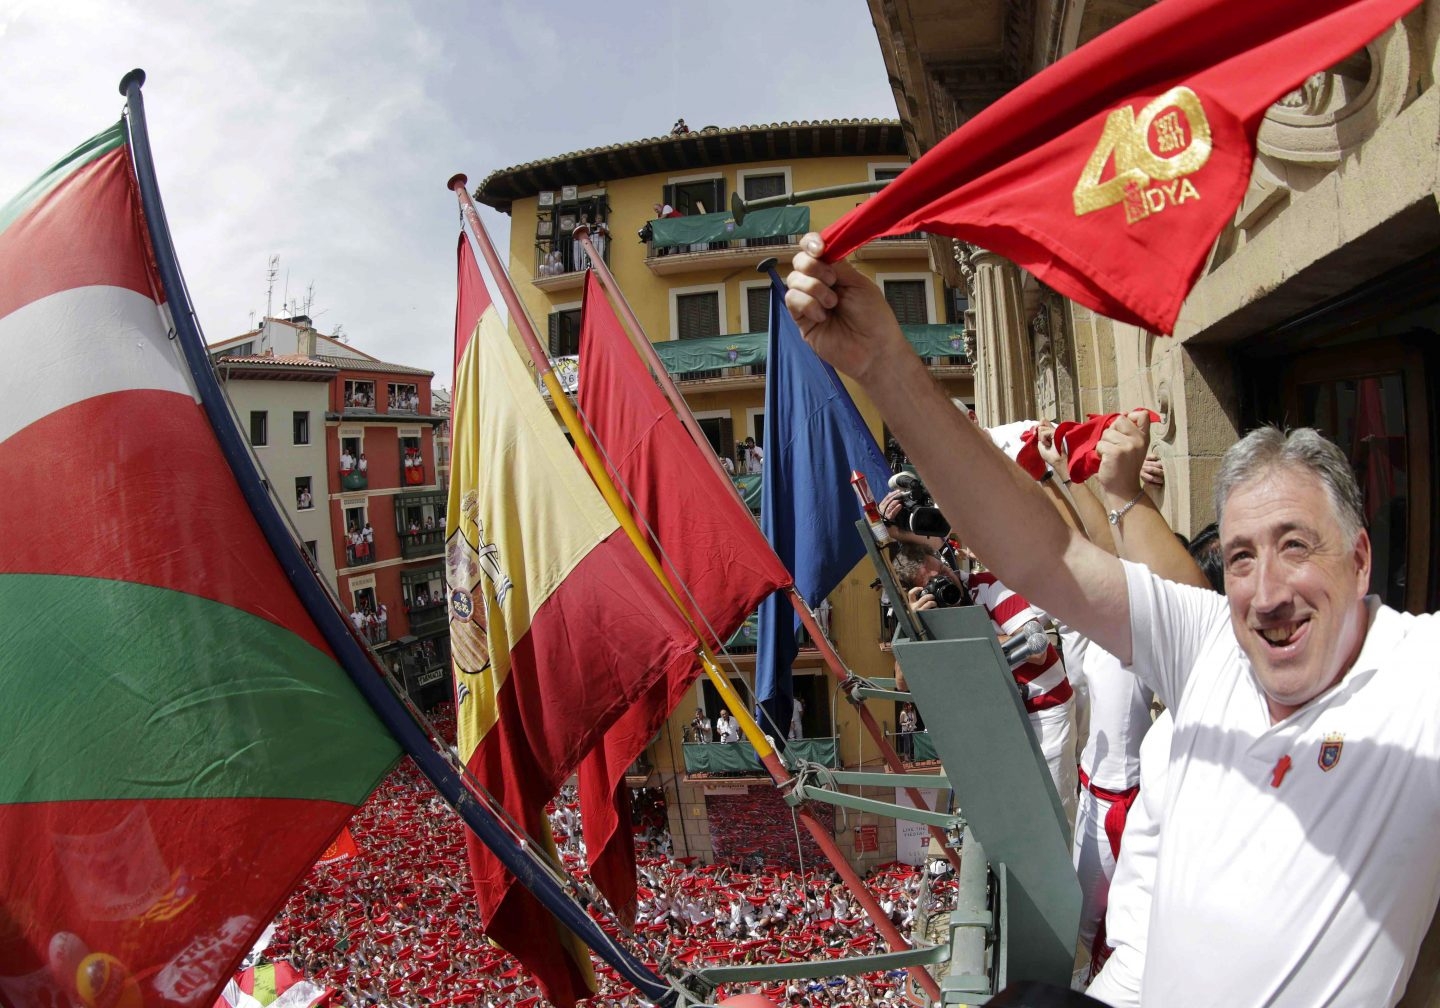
[0,0,898,384]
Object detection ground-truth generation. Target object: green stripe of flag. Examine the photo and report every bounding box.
[0,122,126,237]
[0,573,400,804]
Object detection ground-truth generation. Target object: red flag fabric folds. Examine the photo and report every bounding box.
[449,241,700,1007]
[574,272,792,923]
[1055,410,1161,484]
[821,0,1420,333]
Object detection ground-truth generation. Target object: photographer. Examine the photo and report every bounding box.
[891,540,1077,831]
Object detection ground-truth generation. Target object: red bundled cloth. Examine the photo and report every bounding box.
[1055,410,1161,484]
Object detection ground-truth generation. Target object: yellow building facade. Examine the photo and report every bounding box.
[475,121,972,866]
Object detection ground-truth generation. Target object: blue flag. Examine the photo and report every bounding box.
[755,272,891,742]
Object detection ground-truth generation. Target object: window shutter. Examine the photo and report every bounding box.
[677,292,720,340]
[719,416,734,459]
[743,174,786,200]
[884,280,929,325]
[708,178,726,216]
[662,183,677,211]
[746,286,770,334]
[548,311,561,356]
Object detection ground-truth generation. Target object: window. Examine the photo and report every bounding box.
[662,178,724,217]
[944,284,969,325]
[303,540,318,561]
[249,411,268,447]
[676,291,721,341]
[388,383,420,412]
[741,172,788,248]
[343,504,371,566]
[292,411,310,445]
[745,285,770,334]
[548,308,582,357]
[295,476,314,510]
[401,436,425,485]
[696,415,733,458]
[344,380,376,409]
[883,279,930,325]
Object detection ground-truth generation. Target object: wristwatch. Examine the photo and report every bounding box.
[1107,488,1145,526]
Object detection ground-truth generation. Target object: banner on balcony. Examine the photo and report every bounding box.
[649,206,810,248]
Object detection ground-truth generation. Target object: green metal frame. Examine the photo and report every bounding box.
[692,944,950,984]
[892,605,1080,988]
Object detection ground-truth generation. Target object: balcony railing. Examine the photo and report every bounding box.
[401,528,444,559]
[406,600,447,634]
[682,736,839,775]
[359,621,390,646]
[888,729,937,763]
[345,541,376,567]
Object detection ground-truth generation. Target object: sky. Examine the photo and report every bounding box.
[0,0,900,389]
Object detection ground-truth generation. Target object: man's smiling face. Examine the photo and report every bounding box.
[1221,465,1372,723]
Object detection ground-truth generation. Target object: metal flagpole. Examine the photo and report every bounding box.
[119,69,675,1005]
[572,224,962,874]
[451,175,943,1002]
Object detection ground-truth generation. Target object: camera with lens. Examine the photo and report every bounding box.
[924,573,964,608]
[887,472,950,538]
[637,221,654,243]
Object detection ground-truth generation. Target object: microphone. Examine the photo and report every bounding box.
[1001,620,1049,668]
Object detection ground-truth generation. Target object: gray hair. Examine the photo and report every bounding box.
[890,543,935,588]
[1214,426,1365,544]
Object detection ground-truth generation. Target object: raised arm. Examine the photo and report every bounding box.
[1094,411,1211,589]
[786,235,1133,663]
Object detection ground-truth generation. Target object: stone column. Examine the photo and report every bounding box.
[970,251,1035,425]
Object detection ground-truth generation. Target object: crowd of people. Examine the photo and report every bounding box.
[260,704,950,1008]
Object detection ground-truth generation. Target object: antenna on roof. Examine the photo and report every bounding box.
[265,254,279,319]
[301,281,315,316]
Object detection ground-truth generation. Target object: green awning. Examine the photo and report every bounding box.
[650,206,811,248]
[683,736,839,774]
[899,323,969,359]
[649,324,967,378]
[652,331,767,375]
[723,611,760,650]
[731,474,761,513]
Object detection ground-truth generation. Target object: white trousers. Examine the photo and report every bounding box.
[1028,700,1077,837]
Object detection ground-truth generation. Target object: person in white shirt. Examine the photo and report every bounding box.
[787,238,1440,1005]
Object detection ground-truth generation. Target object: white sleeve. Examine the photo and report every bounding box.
[1121,559,1229,710]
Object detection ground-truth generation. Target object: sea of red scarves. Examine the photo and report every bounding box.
[262,704,954,1007]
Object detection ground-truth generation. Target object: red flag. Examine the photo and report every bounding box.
[450,240,700,1007]
[821,0,1419,334]
[315,826,359,865]
[574,273,792,922]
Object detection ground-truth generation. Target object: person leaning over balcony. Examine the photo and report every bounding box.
[786,231,1440,1006]
[892,541,1077,832]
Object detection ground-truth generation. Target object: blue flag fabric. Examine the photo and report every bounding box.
[755,272,891,741]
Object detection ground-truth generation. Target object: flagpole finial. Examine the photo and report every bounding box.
[446,174,468,192]
[118,69,146,96]
[756,257,778,274]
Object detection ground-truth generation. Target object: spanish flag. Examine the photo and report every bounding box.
[448,236,698,1006]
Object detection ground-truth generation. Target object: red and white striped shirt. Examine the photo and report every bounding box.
[962,570,1072,712]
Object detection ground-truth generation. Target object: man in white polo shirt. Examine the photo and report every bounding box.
[785,234,1440,1005]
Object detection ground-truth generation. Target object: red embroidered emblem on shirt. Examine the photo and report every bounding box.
[1318,733,1344,772]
